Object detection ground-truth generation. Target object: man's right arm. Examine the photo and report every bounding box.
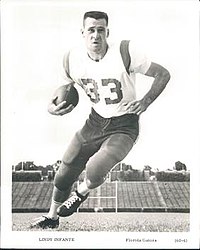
[48,51,75,116]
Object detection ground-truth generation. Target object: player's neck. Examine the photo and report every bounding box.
[87,44,108,62]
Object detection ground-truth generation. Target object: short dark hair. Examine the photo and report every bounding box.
[83,11,108,26]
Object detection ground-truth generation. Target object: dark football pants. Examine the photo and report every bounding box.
[54,108,139,191]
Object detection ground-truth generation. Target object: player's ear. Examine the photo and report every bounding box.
[81,28,84,37]
[106,28,109,38]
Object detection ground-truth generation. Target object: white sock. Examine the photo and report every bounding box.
[77,180,90,196]
[47,199,62,220]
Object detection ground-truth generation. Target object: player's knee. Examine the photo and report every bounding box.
[54,170,67,191]
[86,175,105,189]
[54,162,74,191]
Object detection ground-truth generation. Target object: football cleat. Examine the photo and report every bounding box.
[57,190,89,217]
[30,215,59,229]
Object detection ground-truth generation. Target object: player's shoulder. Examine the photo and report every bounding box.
[109,39,134,52]
[127,39,149,54]
[63,44,86,68]
[67,43,86,56]
[108,40,122,49]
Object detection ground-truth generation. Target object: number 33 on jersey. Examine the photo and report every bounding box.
[81,78,122,105]
[63,40,151,118]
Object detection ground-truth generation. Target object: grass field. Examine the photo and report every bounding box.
[12,212,189,232]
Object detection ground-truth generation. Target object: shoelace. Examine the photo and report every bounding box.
[63,193,81,209]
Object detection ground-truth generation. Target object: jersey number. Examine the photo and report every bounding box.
[81,78,123,104]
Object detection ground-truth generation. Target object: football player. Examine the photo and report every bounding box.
[31,11,170,229]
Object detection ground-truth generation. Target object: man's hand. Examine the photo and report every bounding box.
[124,100,147,116]
[48,96,74,116]
[125,62,170,116]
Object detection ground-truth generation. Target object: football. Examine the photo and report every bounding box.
[53,84,79,108]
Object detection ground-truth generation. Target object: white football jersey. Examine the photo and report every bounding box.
[63,40,151,118]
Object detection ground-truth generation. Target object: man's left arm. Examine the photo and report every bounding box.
[128,62,171,115]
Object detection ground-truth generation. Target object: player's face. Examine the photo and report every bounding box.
[82,17,109,53]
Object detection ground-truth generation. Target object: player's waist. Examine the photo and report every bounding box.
[90,108,139,126]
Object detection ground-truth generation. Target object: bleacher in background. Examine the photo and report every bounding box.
[12,181,190,213]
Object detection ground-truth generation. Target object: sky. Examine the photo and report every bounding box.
[1,0,200,171]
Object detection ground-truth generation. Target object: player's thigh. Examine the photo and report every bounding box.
[55,132,99,187]
[86,133,135,181]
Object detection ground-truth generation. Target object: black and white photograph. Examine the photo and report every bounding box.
[1,0,200,249]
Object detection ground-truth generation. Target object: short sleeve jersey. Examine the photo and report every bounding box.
[63,40,151,118]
